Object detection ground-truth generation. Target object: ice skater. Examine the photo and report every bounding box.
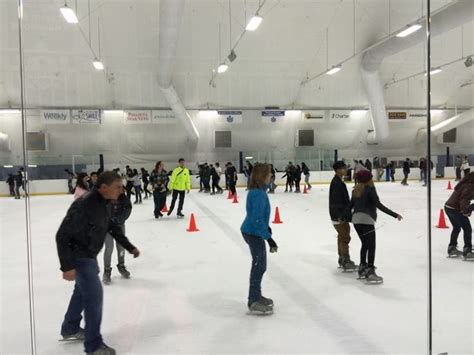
[329,161,356,271]
[103,185,133,284]
[444,172,474,260]
[167,158,191,218]
[226,162,238,196]
[150,161,169,219]
[74,173,90,200]
[132,168,142,204]
[56,171,140,355]
[401,158,411,186]
[210,164,223,195]
[241,163,278,314]
[341,170,402,283]
[6,174,15,196]
[301,162,311,190]
[14,170,23,199]
[294,164,302,193]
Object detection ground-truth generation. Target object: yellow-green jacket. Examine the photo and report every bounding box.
[169,166,191,191]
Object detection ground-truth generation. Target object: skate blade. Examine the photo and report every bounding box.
[59,337,83,342]
[365,280,384,285]
[247,310,274,316]
[447,255,462,259]
[462,258,474,262]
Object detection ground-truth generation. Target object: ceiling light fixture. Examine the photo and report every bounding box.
[103,110,124,114]
[326,65,342,75]
[60,4,78,24]
[0,109,20,114]
[246,15,263,31]
[93,59,104,70]
[3,165,14,168]
[396,24,422,38]
[217,63,228,73]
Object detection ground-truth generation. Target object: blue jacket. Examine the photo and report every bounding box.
[240,188,271,239]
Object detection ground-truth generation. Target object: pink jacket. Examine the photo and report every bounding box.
[74,186,89,200]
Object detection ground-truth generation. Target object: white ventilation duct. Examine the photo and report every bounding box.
[361,0,474,144]
[158,0,199,141]
[431,109,474,135]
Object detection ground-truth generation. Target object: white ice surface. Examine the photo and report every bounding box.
[1,180,473,355]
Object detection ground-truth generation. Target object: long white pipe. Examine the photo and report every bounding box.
[361,0,474,143]
[430,109,474,135]
[158,0,199,141]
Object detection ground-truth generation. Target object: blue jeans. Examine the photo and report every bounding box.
[444,207,472,249]
[61,258,103,353]
[242,233,267,305]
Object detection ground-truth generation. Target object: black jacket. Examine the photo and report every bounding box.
[403,161,410,173]
[110,193,132,225]
[329,175,350,221]
[342,186,398,222]
[56,189,136,272]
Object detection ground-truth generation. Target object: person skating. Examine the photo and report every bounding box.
[244,160,253,190]
[294,165,302,193]
[88,172,98,190]
[401,158,411,186]
[389,162,396,182]
[226,162,238,196]
[56,171,140,355]
[14,170,23,199]
[329,161,356,271]
[65,169,75,194]
[461,156,470,177]
[268,164,277,193]
[455,155,462,181]
[301,162,311,190]
[365,159,372,172]
[444,172,474,260]
[241,163,277,314]
[125,168,134,200]
[74,173,90,200]
[282,162,295,192]
[141,168,151,200]
[150,161,169,219]
[210,164,223,195]
[6,174,15,196]
[341,170,402,284]
[103,185,133,284]
[201,163,211,193]
[132,169,142,204]
[168,158,191,218]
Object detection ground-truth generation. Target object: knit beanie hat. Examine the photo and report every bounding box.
[356,170,373,183]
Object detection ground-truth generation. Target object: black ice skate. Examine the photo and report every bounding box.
[59,328,85,342]
[102,267,112,285]
[447,246,463,258]
[177,211,185,218]
[463,247,474,261]
[86,343,116,355]
[357,264,369,279]
[365,267,383,284]
[248,301,273,315]
[341,258,357,272]
[117,264,131,279]
[259,296,274,307]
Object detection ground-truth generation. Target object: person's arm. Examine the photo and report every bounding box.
[459,188,474,215]
[370,188,400,219]
[109,223,139,256]
[186,169,191,191]
[114,197,132,224]
[247,192,272,239]
[169,169,176,190]
[56,201,85,272]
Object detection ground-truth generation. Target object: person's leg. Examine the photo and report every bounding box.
[168,189,179,213]
[103,233,114,270]
[158,191,167,212]
[138,186,142,202]
[211,178,216,194]
[242,233,267,305]
[335,222,351,260]
[365,229,376,267]
[153,189,160,217]
[116,226,126,266]
[445,208,462,247]
[354,224,369,266]
[177,190,185,213]
[458,215,472,250]
[230,182,236,195]
[61,282,83,336]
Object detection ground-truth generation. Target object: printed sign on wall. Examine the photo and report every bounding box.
[329,110,351,120]
[125,110,151,124]
[387,111,407,120]
[304,110,325,120]
[152,110,175,124]
[262,110,285,123]
[40,110,70,124]
[71,109,101,124]
[217,111,242,124]
[409,110,427,119]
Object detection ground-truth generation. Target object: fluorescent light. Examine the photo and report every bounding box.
[3,165,14,168]
[198,110,218,119]
[326,65,341,75]
[217,64,228,73]
[28,165,37,168]
[103,110,124,114]
[396,24,422,38]
[430,109,443,114]
[0,109,20,114]
[60,5,78,24]
[246,15,263,31]
[93,60,104,70]
[245,156,254,160]
[351,109,368,114]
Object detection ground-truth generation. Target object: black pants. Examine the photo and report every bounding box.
[212,177,222,193]
[134,186,142,203]
[153,189,167,217]
[464,168,471,178]
[285,178,293,191]
[455,167,462,180]
[242,233,267,305]
[203,178,210,192]
[401,172,409,185]
[143,182,150,198]
[445,207,472,249]
[169,190,185,214]
[228,181,236,195]
[354,224,376,267]
[295,178,301,192]
[126,183,133,200]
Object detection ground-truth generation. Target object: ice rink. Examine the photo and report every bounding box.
[1,180,473,355]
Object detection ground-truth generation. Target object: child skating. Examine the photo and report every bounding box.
[241,163,278,314]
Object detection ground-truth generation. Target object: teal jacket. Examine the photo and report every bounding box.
[240,188,271,239]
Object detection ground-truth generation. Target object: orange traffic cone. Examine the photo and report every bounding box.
[303,185,308,194]
[436,209,449,229]
[447,181,452,190]
[186,213,200,232]
[272,207,283,224]
[161,203,168,213]
[232,192,239,203]
[227,189,233,199]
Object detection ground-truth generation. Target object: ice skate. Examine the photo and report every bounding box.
[248,301,273,315]
[102,267,112,285]
[447,246,463,258]
[167,209,173,216]
[337,256,343,268]
[117,264,130,279]
[59,328,85,342]
[177,211,185,218]
[365,267,383,284]
[210,192,215,195]
[260,296,274,307]
[86,343,116,355]
[357,264,369,279]
[341,258,357,272]
[463,247,474,261]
